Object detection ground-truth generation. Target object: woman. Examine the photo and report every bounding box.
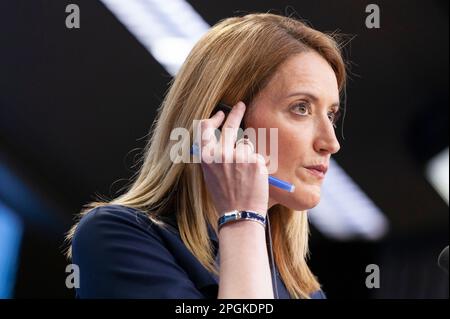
[66,12,346,299]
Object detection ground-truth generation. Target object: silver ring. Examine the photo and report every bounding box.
[235,137,255,153]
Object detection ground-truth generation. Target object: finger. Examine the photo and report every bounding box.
[235,137,255,153]
[235,138,256,164]
[198,111,225,148]
[220,101,246,154]
[209,110,226,127]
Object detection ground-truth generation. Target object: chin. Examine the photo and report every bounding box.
[271,184,322,211]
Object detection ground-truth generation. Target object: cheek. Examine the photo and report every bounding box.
[246,109,322,210]
[273,124,312,176]
[247,111,312,176]
[278,128,306,162]
[270,127,322,210]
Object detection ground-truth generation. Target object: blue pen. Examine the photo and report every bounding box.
[268,175,295,193]
[191,145,295,193]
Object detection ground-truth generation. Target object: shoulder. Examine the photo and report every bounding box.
[71,204,168,263]
[71,204,205,298]
[73,204,164,241]
[310,289,327,299]
[75,204,153,230]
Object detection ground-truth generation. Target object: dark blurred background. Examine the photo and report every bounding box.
[0,0,448,298]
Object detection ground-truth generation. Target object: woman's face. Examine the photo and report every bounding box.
[245,51,341,211]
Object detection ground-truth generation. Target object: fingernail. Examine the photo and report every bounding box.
[237,101,245,110]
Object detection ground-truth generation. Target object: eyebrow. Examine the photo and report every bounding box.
[286,91,340,110]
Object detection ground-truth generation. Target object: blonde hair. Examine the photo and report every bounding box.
[65,12,347,299]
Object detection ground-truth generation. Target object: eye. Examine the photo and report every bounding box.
[290,102,311,116]
[327,109,341,128]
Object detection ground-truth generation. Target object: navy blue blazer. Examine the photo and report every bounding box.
[71,204,326,299]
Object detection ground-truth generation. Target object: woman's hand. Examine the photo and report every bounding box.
[198,101,269,217]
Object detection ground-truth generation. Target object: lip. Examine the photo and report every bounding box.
[304,165,328,179]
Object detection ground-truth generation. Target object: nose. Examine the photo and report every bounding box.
[313,117,341,155]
